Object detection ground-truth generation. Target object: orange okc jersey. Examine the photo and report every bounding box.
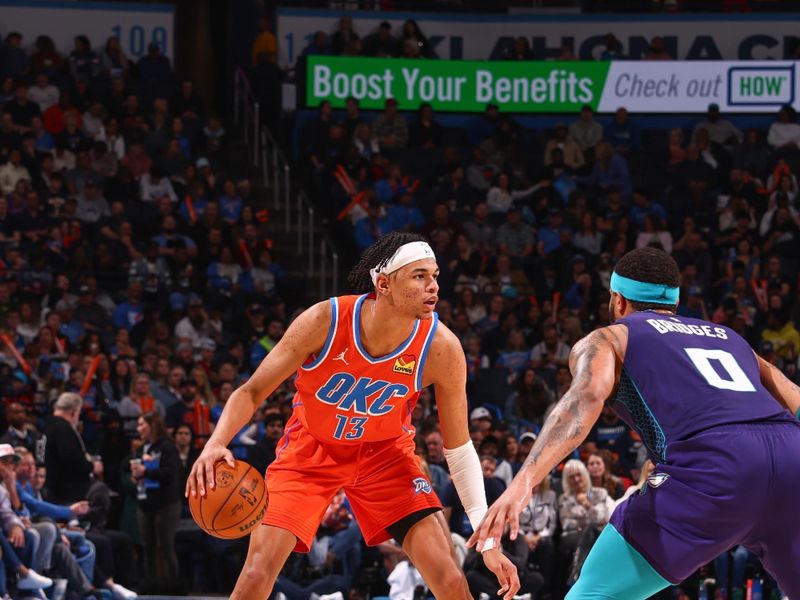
[293,294,438,444]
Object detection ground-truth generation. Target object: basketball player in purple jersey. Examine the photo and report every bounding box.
[470,247,800,598]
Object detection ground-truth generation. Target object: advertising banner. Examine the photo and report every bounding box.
[306,56,798,114]
[279,9,800,66]
[0,0,175,62]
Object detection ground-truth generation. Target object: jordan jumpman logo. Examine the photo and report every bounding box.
[332,348,349,365]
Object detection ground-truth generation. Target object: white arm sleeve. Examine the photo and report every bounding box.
[443,439,495,551]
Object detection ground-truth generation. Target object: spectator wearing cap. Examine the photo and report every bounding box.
[75,284,111,333]
[544,123,585,172]
[363,21,399,57]
[0,444,56,594]
[372,98,408,150]
[165,378,212,446]
[469,406,493,435]
[678,285,709,321]
[578,140,631,199]
[174,295,218,348]
[628,189,667,232]
[0,403,44,463]
[136,42,173,88]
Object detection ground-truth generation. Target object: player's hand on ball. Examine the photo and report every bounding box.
[482,548,520,600]
[186,442,235,498]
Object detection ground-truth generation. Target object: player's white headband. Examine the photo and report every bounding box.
[370,241,435,286]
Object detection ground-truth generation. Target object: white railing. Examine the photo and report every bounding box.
[234,67,338,298]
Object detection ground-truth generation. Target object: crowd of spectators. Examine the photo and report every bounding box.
[293,18,797,598]
[0,27,294,597]
[0,14,797,600]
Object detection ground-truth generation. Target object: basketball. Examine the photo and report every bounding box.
[189,460,267,539]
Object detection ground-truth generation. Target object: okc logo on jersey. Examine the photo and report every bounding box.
[413,477,432,495]
[393,354,416,375]
[316,373,409,416]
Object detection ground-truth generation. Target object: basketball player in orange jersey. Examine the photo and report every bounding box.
[186,232,520,600]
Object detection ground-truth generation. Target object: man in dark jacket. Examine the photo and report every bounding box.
[43,392,100,504]
[246,412,284,475]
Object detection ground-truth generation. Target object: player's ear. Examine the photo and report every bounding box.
[375,273,390,296]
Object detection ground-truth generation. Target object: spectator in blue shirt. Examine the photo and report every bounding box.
[537,208,571,256]
[605,107,639,154]
[387,192,425,233]
[577,141,632,199]
[151,215,198,258]
[302,31,330,56]
[112,281,145,331]
[629,189,667,231]
[219,180,243,224]
[354,200,393,251]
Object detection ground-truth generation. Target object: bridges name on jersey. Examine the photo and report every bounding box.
[316,372,410,416]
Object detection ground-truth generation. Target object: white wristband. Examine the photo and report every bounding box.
[443,440,495,553]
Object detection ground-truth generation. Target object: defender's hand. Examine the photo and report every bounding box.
[468,479,532,551]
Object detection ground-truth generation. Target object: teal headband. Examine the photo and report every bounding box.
[610,272,679,305]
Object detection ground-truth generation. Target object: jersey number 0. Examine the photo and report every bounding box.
[684,348,756,392]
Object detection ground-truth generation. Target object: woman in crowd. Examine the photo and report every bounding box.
[556,459,615,591]
[173,423,199,517]
[586,450,625,500]
[519,477,558,591]
[505,367,554,426]
[130,411,181,580]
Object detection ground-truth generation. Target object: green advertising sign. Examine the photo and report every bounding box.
[306,56,611,113]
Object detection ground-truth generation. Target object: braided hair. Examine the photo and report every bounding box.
[614,247,681,311]
[347,232,428,293]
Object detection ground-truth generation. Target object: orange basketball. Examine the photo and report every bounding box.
[189,459,267,539]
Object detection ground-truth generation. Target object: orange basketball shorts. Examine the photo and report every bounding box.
[263,416,442,552]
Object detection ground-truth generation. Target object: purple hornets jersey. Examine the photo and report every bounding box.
[612,311,791,463]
